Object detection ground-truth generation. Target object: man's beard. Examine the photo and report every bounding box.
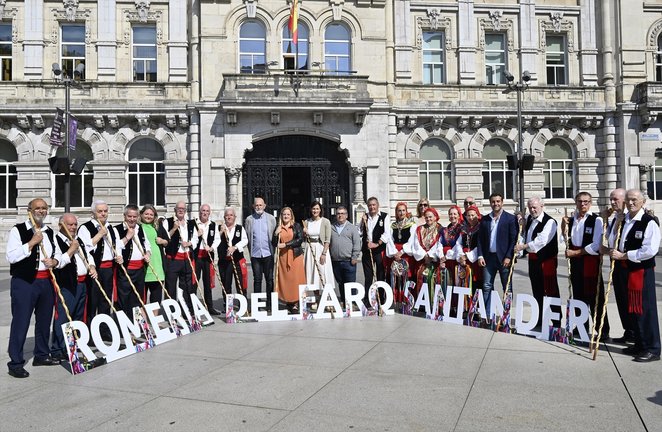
[255,209,264,215]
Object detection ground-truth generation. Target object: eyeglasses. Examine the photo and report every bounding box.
[337,212,347,215]
[576,200,591,204]
[464,201,474,206]
[419,203,429,207]
[175,207,186,210]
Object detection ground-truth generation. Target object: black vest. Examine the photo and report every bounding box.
[623,213,658,270]
[198,220,216,249]
[218,224,245,260]
[53,234,79,292]
[391,223,413,245]
[81,220,117,264]
[362,212,387,252]
[525,213,558,260]
[461,225,479,251]
[568,214,598,249]
[9,223,55,283]
[165,217,196,256]
[115,223,147,265]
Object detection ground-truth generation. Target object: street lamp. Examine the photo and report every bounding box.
[503,70,535,214]
[52,62,85,213]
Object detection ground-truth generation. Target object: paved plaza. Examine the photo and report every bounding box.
[1,258,661,432]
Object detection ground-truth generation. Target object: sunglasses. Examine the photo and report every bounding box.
[419,203,429,207]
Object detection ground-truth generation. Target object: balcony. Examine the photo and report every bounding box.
[219,72,373,112]
[635,82,662,125]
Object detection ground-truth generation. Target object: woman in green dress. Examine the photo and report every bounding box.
[140,204,168,303]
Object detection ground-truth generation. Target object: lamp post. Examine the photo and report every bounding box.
[504,70,531,213]
[52,62,85,213]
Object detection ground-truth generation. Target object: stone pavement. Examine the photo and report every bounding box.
[1,257,661,432]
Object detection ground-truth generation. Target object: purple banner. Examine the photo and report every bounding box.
[50,108,64,147]
[68,115,77,151]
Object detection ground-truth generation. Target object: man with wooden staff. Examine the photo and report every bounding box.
[194,204,221,315]
[50,213,97,362]
[160,200,199,314]
[609,189,661,362]
[561,192,610,340]
[218,207,248,304]
[78,200,123,330]
[603,188,633,343]
[115,204,151,319]
[515,197,561,329]
[359,197,391,305]
[6,198,62,378]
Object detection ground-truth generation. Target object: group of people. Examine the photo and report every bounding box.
[7,188,661,379]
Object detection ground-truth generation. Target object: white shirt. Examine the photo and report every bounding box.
[405,224,440,262]
[565,212,603,255]
[610,208,661,263]
[221,223,248,253]
[77,219,124,262]
[525,213,557,253]
[57,232,96,276]
[360,213,392,245]
[6,221,62,270]
[196,219,221,250]
[121,224,152,260]
[162,216,199,253]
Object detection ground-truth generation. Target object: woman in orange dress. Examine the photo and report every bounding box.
[273,207,306,312]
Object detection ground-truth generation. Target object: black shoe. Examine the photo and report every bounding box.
[622,346,644,356]
[208,308,221,316]
[51,352,67,363]
[8,367,29,378]
[634,352,661,363]
[32,356,61,366]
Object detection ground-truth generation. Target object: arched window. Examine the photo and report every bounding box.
[53,141,93,208]
[324,22,351,75]
[239,20,266,74]
[543,139,574,199]
[656,34,662,82]
[419,138,452,201]
[0,139,17,208]
[647,154,662,199]
[282,22,309,71]
[128,138,165,206]
[482,139,515,199]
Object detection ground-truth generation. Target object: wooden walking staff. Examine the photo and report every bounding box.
[222,225,246,297]
[303,220,334,319]
[103,228,147,310]
[589,210,610,352]
[130,233,172,301]
[363,214,383,317]
[179,224,206,307]
[59,221,118,315]
[193,220,233,309]
[593,204,626,361]
[496,218,524,332]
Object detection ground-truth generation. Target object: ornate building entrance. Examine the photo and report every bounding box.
[242,135,350,220]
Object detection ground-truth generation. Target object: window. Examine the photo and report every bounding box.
[482,139,515,199]
[54,141,93,208]
[128,138,165,206]
[546,35,567,86]
[656,35,662,82]
[422,32,444,84]
[485,33,506,85]
[543,139,573,199]
[133,26,157,82]
[647,155,662,200]
[239,20,266,74]
[419,138,452,201]
[282,23,309,72]
[324,23,351,75]
[0,139,17,209]
[0,23,11,81]
[61,24,85,79]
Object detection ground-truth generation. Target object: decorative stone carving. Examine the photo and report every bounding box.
[107,115,119,129]
[489,10,503,31]
[17,115,30,130]
[178,115,189,129]
[647,19,662,49]
[135,0,150,22]
[355,112,366,126]
[135,114,150,128]
[32,115,45,130]
[457,117,469,129]
[122,7,163,46]
[532,117,545,129]
[226,167,241,206]
[432,115,444,127]
[93,115,104,129]
[397,117,406,129]
[539,17,574,53]
[495,116,508,127]
[550,12,564,33]
[416,16,453,50]
[63,0,78,22]
[479,15,514,52]
[407,116,417,129]
[331,0,344,22]
[351,166,366,203]
[270,112,280,126]
[244,0,257,19]
[0,1,5,16]
[313,112,323,125]
[226,111,237,126]
[470,116,482,129]
[166,114,177,129]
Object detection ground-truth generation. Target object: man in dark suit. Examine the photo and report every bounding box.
[477,192,519,315]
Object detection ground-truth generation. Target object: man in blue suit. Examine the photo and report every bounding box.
[477,192,520,316]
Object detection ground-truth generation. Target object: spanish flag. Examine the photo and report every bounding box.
[288,0,299,44]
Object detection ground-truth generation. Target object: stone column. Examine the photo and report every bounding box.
[97,0,117,81]
[225,167,241,207]
[24,0,44,79]
[519,0,537,82]
[457,0,476,83]
[189,110,201,212]
[393,0,412,82]
[579,0,598,86]
[352,166,366,204]
[640,165,651,198]
[168,0,188,82]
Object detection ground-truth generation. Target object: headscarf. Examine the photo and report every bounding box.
[423,207,439,221]
[465,205,482,222]
[448,205,464,225]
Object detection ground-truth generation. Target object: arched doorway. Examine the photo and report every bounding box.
[242,135,350,220]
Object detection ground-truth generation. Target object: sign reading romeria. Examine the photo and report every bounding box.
[63,283,591,376]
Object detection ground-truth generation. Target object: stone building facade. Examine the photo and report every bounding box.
[0,0,661,265]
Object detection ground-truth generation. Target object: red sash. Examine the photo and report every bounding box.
[35,270,50,279]
[99,260,114,269]
[198,249,210,259]
[127,260,143,270]
[77,275,86,283]
[169,252,189,261]
[239,258,248,291]
[621,261,644,315]
[530,254,559,296]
